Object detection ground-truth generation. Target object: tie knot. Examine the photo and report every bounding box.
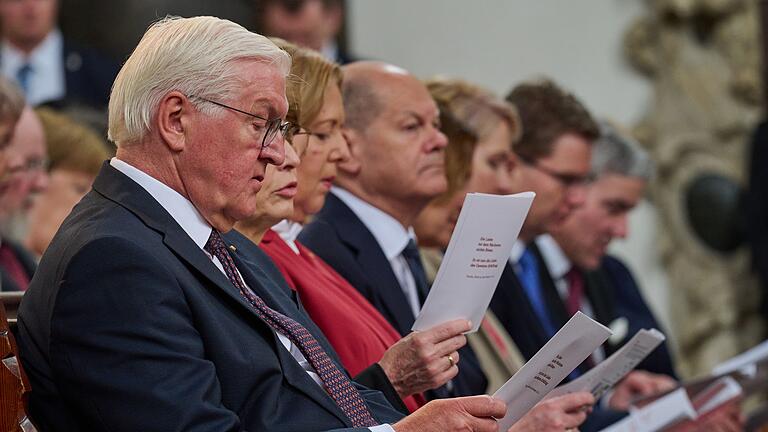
[204,229,226,256]
[565,266,583,283]
[401,238,420,260]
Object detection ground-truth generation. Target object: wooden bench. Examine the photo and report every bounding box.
[0,297,37,431]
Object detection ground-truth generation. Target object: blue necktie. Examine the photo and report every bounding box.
[518,248,583,380]
[16,63,32,95]
[517,248,558,338]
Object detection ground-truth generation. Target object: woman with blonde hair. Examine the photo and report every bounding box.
[414,77,595,431]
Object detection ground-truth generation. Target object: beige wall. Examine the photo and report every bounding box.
[347,0,672,331]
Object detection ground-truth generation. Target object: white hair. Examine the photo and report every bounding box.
[108,16,291,146]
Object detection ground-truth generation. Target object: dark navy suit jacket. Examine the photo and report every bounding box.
[17,163,403,431]
[300,193,488,397]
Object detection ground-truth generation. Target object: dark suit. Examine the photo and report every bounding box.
[0,239,36,292]
[17,163,402,431]
[489,244,625,432]
[592,256,677,378]
[300,192,488,397]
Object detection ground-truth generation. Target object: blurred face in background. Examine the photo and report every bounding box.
[415,120,515,249]
[0,0,58,50]
[261,0,341,52]
[551,173,646,270]
[513,132,591,240]
[292,81,348,222]
[24,168,93,255]
[0,107,48,226]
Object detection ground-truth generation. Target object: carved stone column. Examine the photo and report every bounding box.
[625,0,764,376]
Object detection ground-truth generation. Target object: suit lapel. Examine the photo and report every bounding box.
[326,195,415,336]
[93,163,353,427]
[529,243,570,329]
[225,237,353,426]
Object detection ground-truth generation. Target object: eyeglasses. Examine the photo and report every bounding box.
[192,96,299,151]
[518,155,592,189]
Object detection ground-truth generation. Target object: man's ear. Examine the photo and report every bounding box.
[337,127,362,175]
[157,91,189,152]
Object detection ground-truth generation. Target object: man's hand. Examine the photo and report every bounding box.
[392,395,506,432]
[379,319,470,397]
[509,392,595,432]
[608,370,677,411]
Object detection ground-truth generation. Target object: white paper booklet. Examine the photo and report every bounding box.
[599,388,697,432]
[492,312,612,430]
[711,339,768,377]
[412,191,535,333]
[547,329,666,400]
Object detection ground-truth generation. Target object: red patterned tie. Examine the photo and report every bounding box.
[205,230,378,427]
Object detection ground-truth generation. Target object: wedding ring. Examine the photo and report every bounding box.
[446,354,455,368]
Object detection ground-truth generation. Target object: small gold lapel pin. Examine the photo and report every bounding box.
[228,245,237,252]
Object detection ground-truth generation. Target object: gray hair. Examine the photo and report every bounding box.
[108,16,291,146]
[591,120,654,180]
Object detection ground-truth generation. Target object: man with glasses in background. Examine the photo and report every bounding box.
[18,16,511,432]
[490,79,671,431]
[0,104,46,291]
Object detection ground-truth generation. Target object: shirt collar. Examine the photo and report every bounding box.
[509,240,527,265]
[535,234,572,280]
[2,29,61,72]
[272,219,303,254]
[110,157,212,249]
[331,186,415,260]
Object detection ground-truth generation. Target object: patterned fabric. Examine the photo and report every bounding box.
[205,230,378,427]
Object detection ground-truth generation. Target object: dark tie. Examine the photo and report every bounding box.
[0,243,30,291]
[565,267,585,316]
[16,63,32,95]
[517,248,557,337]
[401,239,429,303]
[204,230,377,427]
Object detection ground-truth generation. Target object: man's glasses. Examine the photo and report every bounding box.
[518,155,592,189]
[192,96,299,151]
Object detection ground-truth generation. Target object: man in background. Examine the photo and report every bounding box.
[257,0,356,64]
[0,0,118,108]
[0,76,25,292]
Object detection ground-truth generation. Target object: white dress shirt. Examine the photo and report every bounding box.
[111,159,396,431]
[331,187,422,318]
[1,29,65,105]
[272,219,303,255]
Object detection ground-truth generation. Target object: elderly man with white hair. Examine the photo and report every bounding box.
[17,16,510,432]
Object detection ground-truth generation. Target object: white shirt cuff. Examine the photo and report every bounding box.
[370,424,396,432]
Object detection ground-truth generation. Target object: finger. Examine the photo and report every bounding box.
[551,392,595,411]
[562,409,589,428]
[423,319,472,343]
[433,334,468,356]
[442,351,460,369]
[430,365,459,388]
[468,416,500,432]
[458,395,507,419]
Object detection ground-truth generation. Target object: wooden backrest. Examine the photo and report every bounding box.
[0,300,36,431]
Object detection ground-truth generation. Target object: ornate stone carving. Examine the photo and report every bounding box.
[624,0,764,376]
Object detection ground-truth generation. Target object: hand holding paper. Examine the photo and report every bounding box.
[413,192,534,333]
[492,312,612,430]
